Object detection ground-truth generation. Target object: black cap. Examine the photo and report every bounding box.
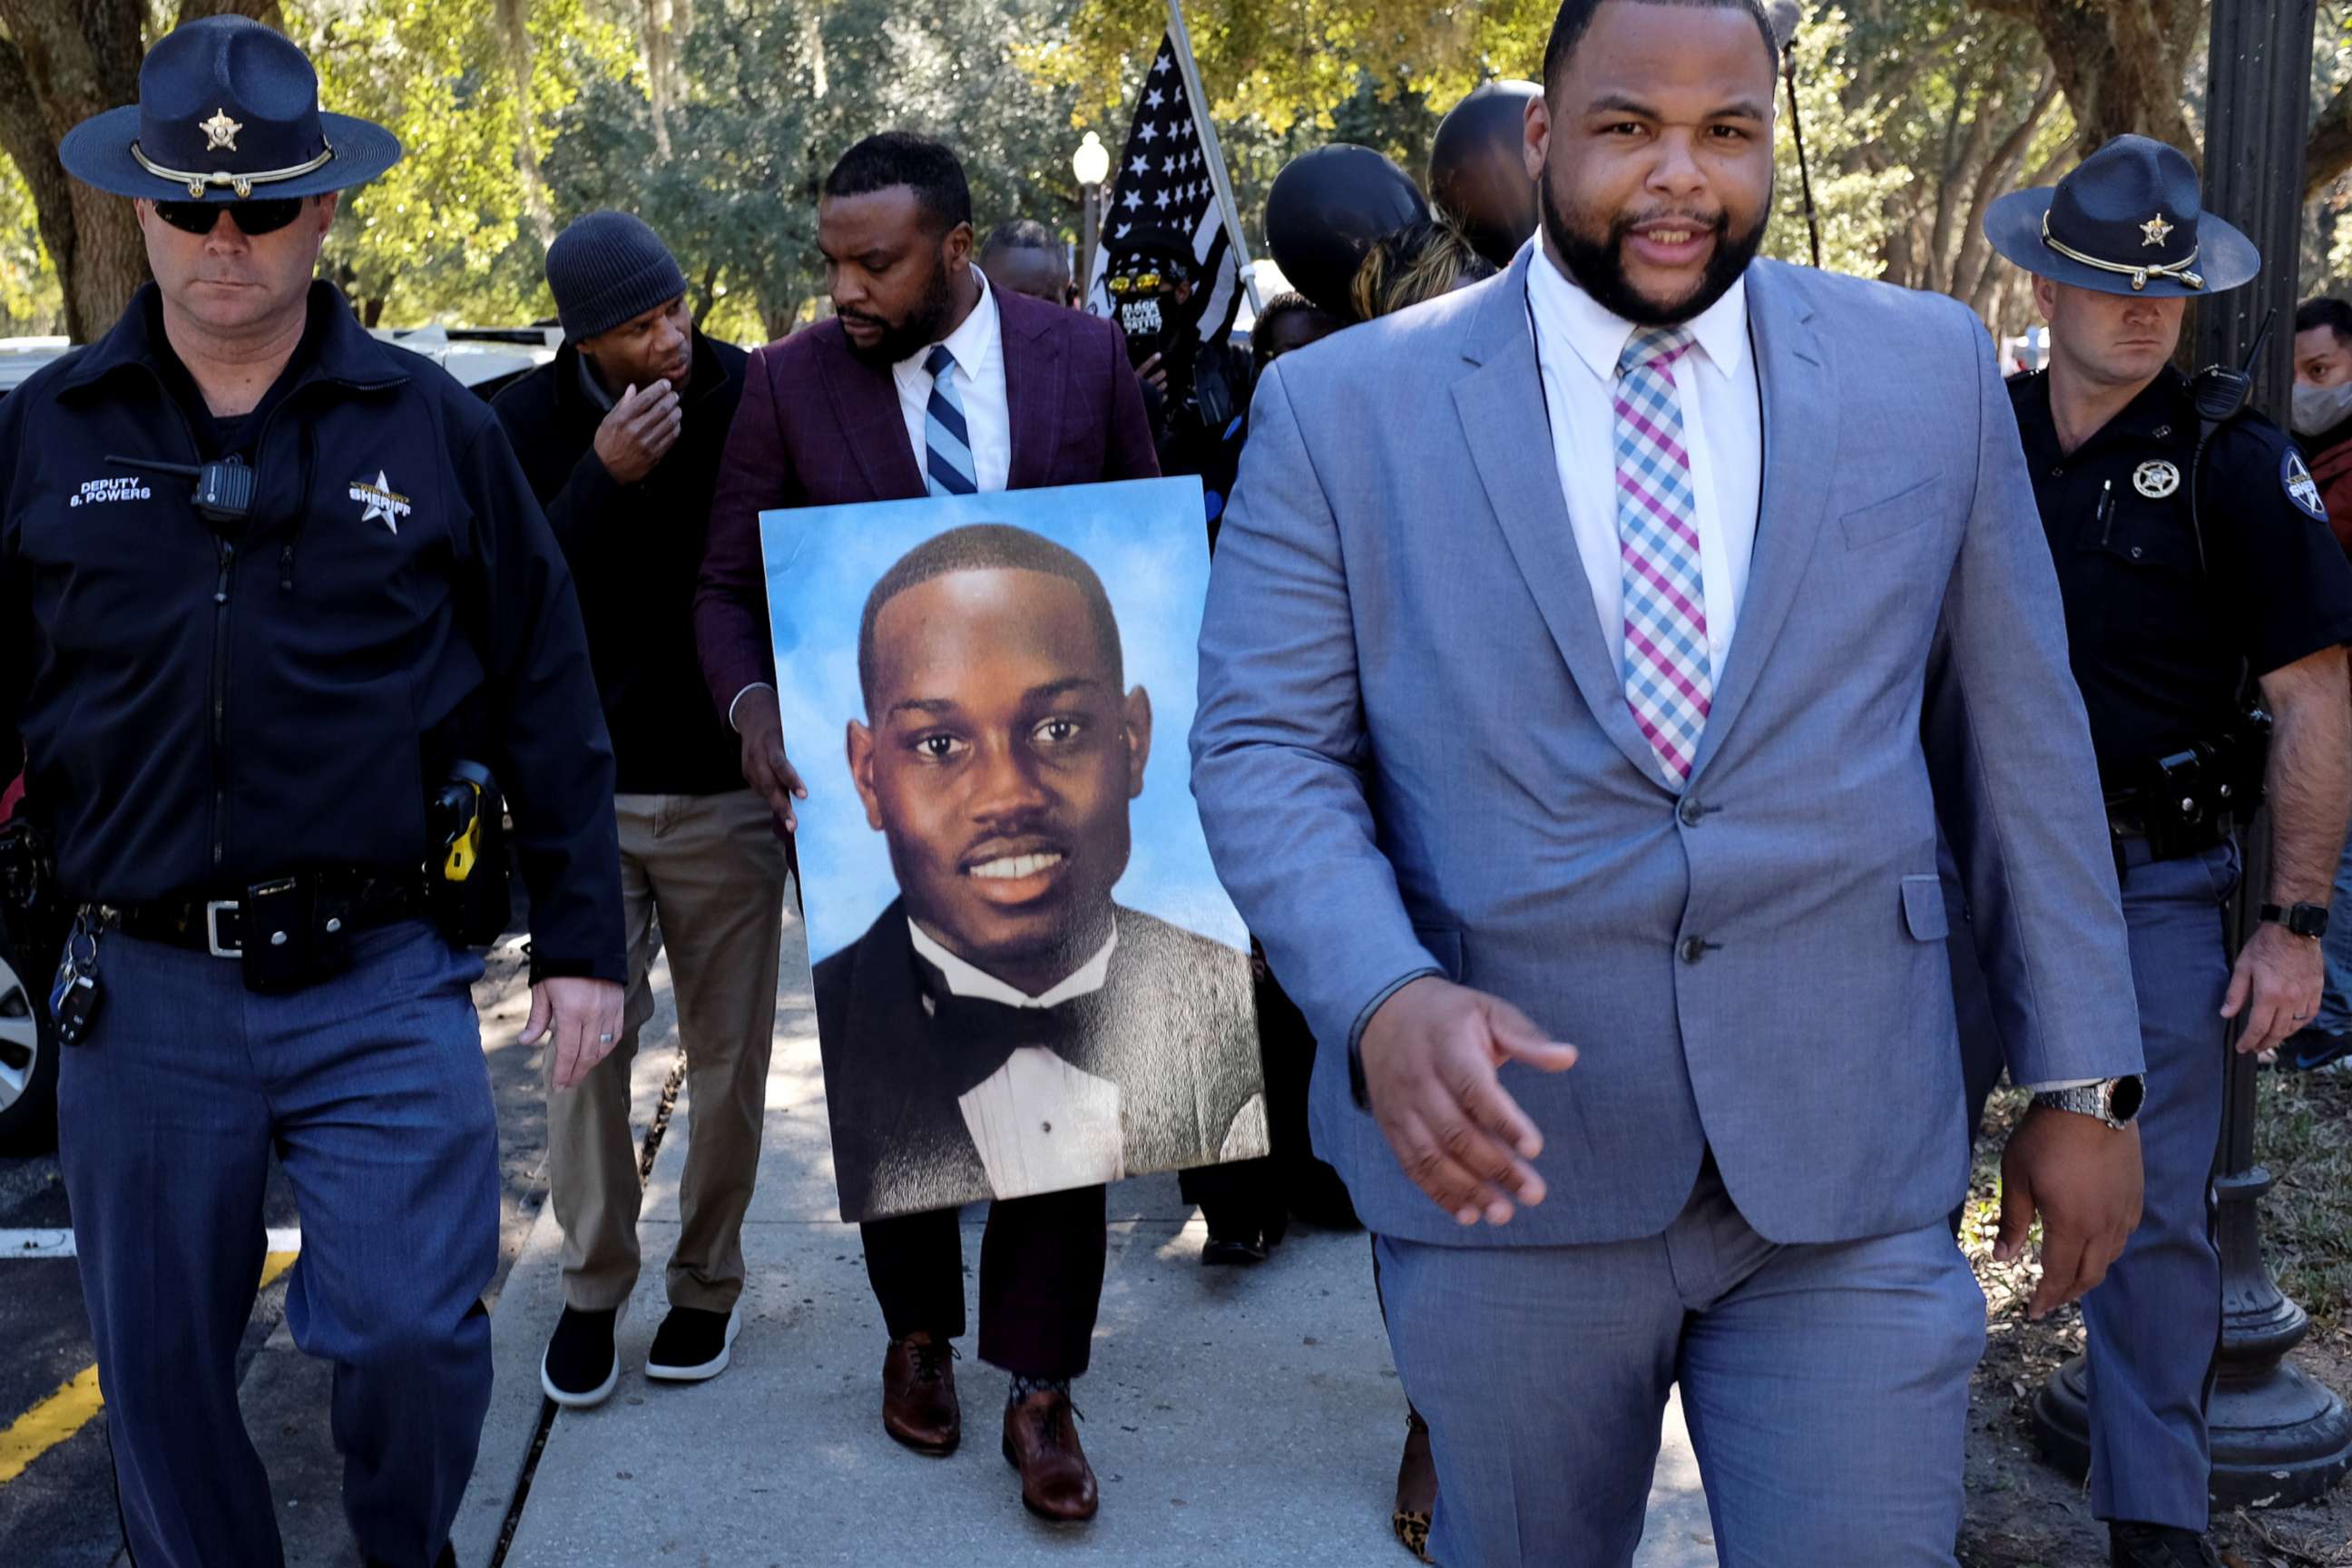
[544,211,690,343]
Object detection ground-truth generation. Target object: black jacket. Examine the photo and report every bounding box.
[491,331,748,796]
[0,282,624,983]
[814,898,1263,1222]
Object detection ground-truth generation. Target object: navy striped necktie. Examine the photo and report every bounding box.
[923,344,980,496]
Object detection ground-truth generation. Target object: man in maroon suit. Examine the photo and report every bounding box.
[695,131,1158,1524]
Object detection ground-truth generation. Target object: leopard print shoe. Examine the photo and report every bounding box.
[1392,1409,1436,1562]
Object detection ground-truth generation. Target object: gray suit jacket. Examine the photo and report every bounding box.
[1189,251,2143,1249]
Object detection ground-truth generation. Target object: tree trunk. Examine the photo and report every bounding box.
[494,0,556,249]
[691,260,719,328]
[2305,69,2352,199]
[1978,0,2205,157]
[1950,75,2063,306]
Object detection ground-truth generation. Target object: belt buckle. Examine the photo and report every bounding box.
[204,899,240,958]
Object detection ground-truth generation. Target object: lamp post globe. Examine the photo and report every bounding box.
[1073,131,1111,188]
[1073,132,1111,306]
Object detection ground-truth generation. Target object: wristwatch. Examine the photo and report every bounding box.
[2032,1075,2145,1132]
[2259,902,2330,940]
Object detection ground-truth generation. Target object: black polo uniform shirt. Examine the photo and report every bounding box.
[2010,367,2352,792]
[0,281,625,983]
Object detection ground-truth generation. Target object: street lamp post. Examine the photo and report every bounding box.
[1073,131,1110,310]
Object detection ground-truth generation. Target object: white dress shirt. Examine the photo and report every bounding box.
[911,920,1127,1194]
[727,269,1017,731]
[1524,250,1762,678]
[892,266,1014,495]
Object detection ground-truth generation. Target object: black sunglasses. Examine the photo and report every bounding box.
[152,198,306,237]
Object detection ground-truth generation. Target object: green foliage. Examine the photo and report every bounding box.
[542,0,1087,340]
[295,0,634,325]
[1052,0,1551,138]
[0,157,63,337]
[1762,8,1911,277]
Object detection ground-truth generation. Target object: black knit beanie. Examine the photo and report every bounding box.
[544,211,689,342]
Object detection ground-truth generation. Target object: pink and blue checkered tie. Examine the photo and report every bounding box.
[1612,326,1710,789]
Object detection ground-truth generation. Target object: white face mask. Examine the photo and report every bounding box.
[2291,379,2352,437]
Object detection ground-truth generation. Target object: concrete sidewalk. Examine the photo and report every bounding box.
[466,920,1722,1568]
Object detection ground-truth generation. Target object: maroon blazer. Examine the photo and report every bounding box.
[693,287,1161,720]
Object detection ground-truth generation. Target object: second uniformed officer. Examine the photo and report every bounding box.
[1982,137,2352,1568]
[0,19,626,1568]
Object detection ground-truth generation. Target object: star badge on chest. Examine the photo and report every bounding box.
[349,470,412,534]
[2133,459,2181,499]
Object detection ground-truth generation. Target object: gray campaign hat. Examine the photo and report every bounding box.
[59,16,401,203]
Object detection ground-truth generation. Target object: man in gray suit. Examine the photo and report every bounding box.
[1190,0,2149,1562]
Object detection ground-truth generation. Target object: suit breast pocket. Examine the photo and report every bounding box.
[1838,474,1944,550]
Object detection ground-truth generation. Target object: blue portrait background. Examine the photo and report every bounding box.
[760,476,1248,965]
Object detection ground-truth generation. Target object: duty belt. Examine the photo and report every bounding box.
[87,868,428,958]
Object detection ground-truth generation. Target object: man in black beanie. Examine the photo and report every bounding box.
[493,211,793,1406]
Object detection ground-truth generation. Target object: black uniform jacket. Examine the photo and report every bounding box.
[490,330,748,797]
[2010,366,2352,790]
[814,897,1262,1222]
[0,282,624,982]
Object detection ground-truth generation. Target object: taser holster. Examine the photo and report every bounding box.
[429,760,511,947]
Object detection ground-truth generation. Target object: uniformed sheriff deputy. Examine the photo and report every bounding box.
[1977,137,2352,1568]
[0,20,626,1568]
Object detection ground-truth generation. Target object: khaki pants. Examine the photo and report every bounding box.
[547,789,792,1312]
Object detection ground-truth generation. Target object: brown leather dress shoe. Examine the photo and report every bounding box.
[1001,1390,1100,1522]
[881,1335,961,1455]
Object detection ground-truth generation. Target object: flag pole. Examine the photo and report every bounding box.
[1164,0,1262,313]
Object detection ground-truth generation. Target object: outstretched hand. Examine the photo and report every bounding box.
[1357,976,1580,1227]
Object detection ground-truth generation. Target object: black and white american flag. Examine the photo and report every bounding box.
[1083,34,1243,348]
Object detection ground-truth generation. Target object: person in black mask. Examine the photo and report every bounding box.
[1104,227,1240,457]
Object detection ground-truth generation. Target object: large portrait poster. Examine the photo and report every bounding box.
[760,477,1268,1223]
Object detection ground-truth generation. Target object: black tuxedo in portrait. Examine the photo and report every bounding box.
[814,898,1261,1377]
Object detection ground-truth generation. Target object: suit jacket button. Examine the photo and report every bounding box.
[1678,797,1704,827]
[1679,936,1707,965]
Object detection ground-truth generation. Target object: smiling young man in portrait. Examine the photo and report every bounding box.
[817,523,1260,1223]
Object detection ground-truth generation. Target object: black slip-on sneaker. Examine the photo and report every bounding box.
[540,1305,622,1408]
[643,1304,741,1382]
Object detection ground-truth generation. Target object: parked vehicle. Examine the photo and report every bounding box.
[0,784,62,1155]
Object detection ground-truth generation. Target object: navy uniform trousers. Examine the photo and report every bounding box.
[57,919,498,1568]
[1953,835,2235,1532]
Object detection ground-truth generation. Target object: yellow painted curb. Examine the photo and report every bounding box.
[0,1250,298,1487]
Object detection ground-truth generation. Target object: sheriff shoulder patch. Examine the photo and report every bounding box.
[2284,448,2329,524]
